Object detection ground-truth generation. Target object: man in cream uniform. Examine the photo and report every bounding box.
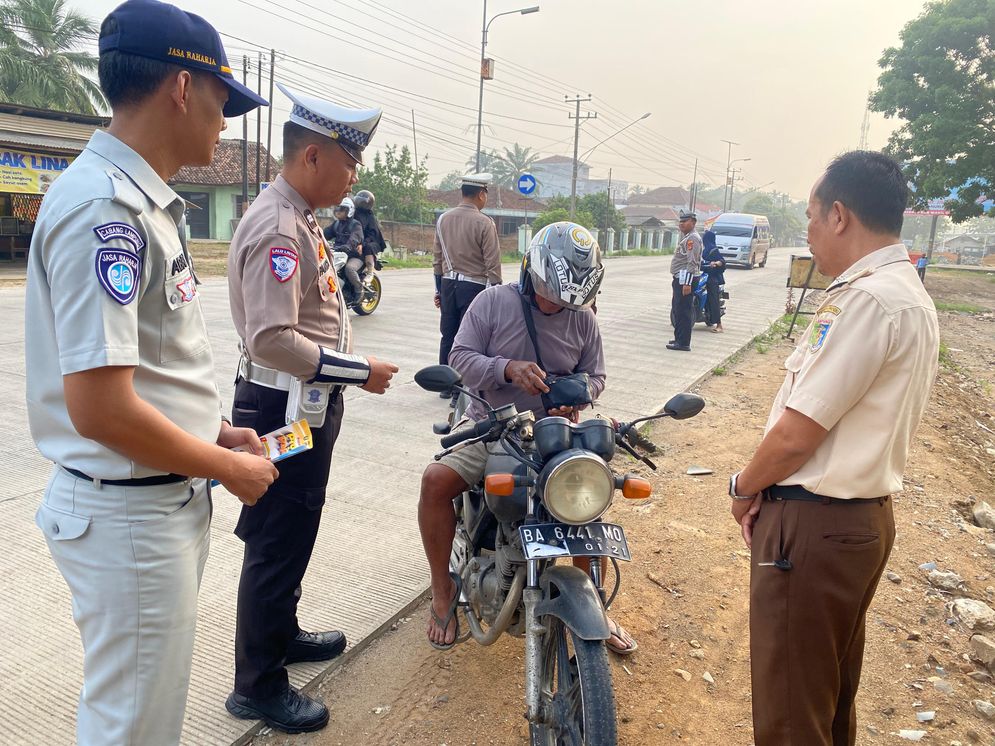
[730,151,939,745]
[24,1,277,744]
[225,83,398,734]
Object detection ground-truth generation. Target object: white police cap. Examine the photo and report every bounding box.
[277,82,382,164]
[461,172,493,189]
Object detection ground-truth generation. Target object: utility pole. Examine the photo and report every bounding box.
[858,90,871,150]
[721,139,738,212]
[255,51,262,197]
[690,158,698,212]
[265,48,275,182]
[567,94,596,219]
[241,55,249,215]
[604,167,612,241]
[728,168,743,211]
[411,109,423,237]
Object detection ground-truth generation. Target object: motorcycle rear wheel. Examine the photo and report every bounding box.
[529,617,617,746]
[354,274,382,315]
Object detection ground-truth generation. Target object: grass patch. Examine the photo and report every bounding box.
[188,240,231,277]
[938,340,960,372]
[712,365,728,376]
[928,268,995,282]
[609,249,673,257]
[753,314,792,354]
[382,251,522,270]
[934,300,987,314]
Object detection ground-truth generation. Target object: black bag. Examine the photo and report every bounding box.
[518,293,593,412]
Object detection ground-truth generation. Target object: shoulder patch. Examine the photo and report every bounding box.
[95,248,141,305]
[93,222,146,253]
[808,305,842,353]
[270,247,299,282]
[105,169,144,215]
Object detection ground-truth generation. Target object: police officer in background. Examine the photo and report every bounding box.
[432,173,502,370]
[668,208,703,351]
[730,152,939,745]
[24,1,275,743]
[225,82,398,734]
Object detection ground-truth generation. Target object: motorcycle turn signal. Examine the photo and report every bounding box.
[484,473,535,496]
[615,474,652,500]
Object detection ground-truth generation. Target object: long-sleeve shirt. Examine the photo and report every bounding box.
[432,203,502,286]
[323,217,363,257]
[449,284,606,421]
[670,229,703,282]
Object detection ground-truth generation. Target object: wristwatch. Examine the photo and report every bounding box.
[729,471,754,500]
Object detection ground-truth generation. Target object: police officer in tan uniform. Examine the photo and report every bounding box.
[225,83,398,734]
[668,208,703,351]
[432,172,501,368]
[24,2,275,743]
[730,152,939,746]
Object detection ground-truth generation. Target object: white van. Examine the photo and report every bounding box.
[711,213,771,269]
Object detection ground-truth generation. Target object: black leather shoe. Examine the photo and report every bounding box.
[285,629,347,664]
[225,687,329,734]
[666,343,691,351]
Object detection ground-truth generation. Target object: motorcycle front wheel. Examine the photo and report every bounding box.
[354,274,382,315]
[529,617,617,746]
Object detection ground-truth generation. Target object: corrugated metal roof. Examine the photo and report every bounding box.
[0,112,101,153]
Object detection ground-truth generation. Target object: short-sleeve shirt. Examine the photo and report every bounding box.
[228,175,352,379]
[765,244,939,498]
[670,230,703,278]
[25,130,221,479]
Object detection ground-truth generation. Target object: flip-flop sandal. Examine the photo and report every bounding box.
[428,571,463,651]
[606,619,639,656]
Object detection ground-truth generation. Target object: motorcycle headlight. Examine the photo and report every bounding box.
[539,451,614,525]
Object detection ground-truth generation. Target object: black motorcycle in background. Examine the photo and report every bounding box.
[332,250,384,315]
[415,365,705,745]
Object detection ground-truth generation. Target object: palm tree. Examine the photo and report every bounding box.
[493,143,540,189]
[0,0,104,114]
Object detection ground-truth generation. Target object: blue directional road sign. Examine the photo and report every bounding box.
[518,172,537,196]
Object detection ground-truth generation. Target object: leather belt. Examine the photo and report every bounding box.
[443,271,488,286]
[238,356,292,391]
[62,466,188,487]
[765,484,888,505]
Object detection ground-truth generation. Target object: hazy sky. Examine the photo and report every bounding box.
[73,0,930,200]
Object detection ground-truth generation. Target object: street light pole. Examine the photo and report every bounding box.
[721,139,738,212]
[726,157,751,212]
[474,3,540,172]
[571,111,651,220]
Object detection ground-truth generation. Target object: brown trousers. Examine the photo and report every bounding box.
[750,496,895,746]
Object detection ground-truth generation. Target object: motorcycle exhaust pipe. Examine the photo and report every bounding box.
[464,566,526,646]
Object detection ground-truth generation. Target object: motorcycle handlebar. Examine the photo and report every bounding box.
[440,417,493,449]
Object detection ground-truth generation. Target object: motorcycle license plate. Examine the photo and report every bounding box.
[518,522,631,561]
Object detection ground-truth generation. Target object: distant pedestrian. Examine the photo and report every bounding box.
[668,209,703,351]
[729,151,939,746]
[916,254,928,281]
[432,173,501,369]
[702,229,726,332]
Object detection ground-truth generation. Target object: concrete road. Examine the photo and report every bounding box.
[0,248,796,744]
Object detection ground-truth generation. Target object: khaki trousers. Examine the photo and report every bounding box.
[750,495,895,746]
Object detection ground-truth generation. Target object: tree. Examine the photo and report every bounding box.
[465,143,541,190]
[870,0,994,222]
[0,0,104,114]
[355,144,437,223]
[532,207,597,234]
[435,170,463,191]
[741,192,805,246]
[543,193,624,235]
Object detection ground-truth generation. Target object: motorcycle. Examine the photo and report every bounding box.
[670,273,728,327]
[415,364,705,745]
[331,250,385,315]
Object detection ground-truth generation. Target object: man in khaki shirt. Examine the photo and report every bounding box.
[432,172,502,368]
[729,151,939,746]
[225,83,397,734]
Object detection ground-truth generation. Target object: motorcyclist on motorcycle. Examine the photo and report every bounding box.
[353,189,386,277]
[323,197,364,296]
[417,221,638,654]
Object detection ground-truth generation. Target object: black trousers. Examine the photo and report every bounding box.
[439,278,486,365]
[671,275,695,347]
[705,274,723,326]
[231,380,345,698]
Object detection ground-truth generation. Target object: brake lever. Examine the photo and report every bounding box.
[433,426,500,461]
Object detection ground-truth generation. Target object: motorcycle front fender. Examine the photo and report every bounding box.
[534,565,611,641]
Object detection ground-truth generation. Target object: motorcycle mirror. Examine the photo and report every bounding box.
[663,392,706,420]
[414,365,463,393]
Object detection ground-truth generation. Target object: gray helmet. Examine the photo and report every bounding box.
[353,190,375,210]
[520,221,604,311]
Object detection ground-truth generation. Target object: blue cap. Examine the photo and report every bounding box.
[98,0,268,117]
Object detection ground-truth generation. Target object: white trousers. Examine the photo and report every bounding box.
[36,468,211,746]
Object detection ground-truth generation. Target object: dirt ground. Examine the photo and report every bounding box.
[251,272,995,746]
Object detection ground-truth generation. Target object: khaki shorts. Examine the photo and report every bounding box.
[437,440,501,487]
